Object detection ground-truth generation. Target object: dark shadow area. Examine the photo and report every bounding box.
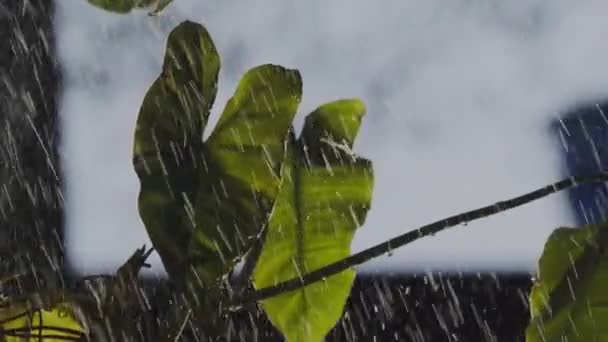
[136,273,532,341]
[331,274,532,341]
[0,0,64,294]
[240,274,532,341]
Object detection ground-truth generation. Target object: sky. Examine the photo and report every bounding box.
[55,0,608,275]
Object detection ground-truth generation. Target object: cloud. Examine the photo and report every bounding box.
[56,0,608,274]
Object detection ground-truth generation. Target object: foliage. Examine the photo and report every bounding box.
[133,21,301,292]
[131,19,375,340]
[86,0,172,15]
[0,246,165,341]
[253,99,374,341]
[109,16,608,341]
[7,6,608,340]
[526,222,608,341]
[0,302,85,341]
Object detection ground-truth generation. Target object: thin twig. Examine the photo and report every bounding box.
[239,172,608,304]
[0,271,27,285]
[173,309,192,342]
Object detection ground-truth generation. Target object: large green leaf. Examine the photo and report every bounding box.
[253,99,374,342]
[187,64,302,285]
[526,222,608,341]
[87,0,172,14]
[134,20,220,281]
[133,21,302,287]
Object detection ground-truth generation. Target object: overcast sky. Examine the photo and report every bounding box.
[55,0,608,275]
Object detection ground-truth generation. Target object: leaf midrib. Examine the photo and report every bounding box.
[293,142,305,277]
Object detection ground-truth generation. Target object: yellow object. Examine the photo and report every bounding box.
[0,302,86,341]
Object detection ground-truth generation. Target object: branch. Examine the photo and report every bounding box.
[230,226,268,296]
[239,172,608,304]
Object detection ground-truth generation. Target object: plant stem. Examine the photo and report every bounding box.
[230,227,268,296]
[173,309,192,342]
[240,172,608,304]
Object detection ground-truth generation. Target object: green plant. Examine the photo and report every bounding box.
[87,0,172,15]
[129,20,608,341]
[251,100,373,341]
[132,21,374,341]
[7,4,608,339]
[0,302,85,341]
[526,222,608,341]
[133,21,301,290]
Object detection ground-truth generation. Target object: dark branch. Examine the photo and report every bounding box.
[240,172,608,304]
[230,226,269,296]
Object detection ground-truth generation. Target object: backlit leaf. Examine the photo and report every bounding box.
[133,21,302,287]
[253,99,374,342]
[134,20,220,282]
[0,302,86,341]
[526,222,608,341]
[188,64,302,285]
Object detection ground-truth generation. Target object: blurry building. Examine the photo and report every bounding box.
[554,101,608,226]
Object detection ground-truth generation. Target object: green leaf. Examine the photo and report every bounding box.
[189,64,302,285]
[526,222,608,341]
[87,0,172,14]
[133,21,302,287]
[134,21,220,281]
[150,0,173,15]
[0,302,86,341]
[253,99,374,342]
[86,0,171,14]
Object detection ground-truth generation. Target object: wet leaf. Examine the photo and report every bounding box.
[189,64,302,285]
[134,20,220,282]
[86,0,172,14]
[253,99,374,342]
[0,302,86,341]
[150,0,173,15]
[526,222,608,341]
[133,21,302,287]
